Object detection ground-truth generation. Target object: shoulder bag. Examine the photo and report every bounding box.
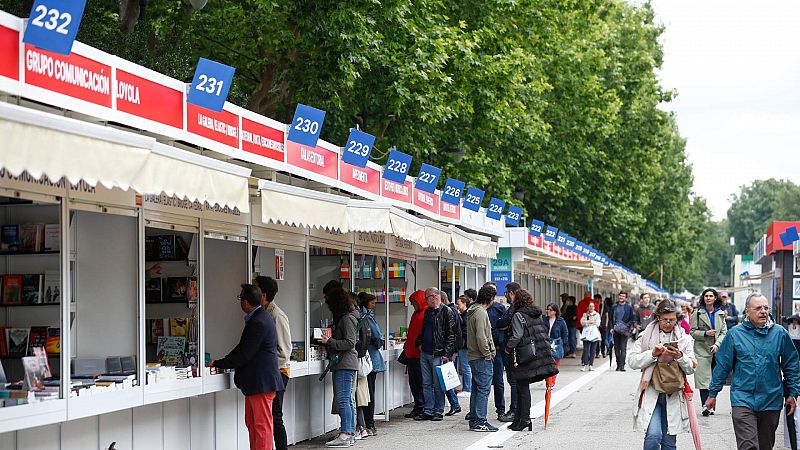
[513,315,537,366]
[651,360,685,395]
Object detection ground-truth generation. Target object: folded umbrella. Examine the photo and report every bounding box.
[683,381,702,450]
[544,360,559,429]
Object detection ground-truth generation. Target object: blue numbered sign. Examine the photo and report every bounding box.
[529,219,545,237]
[544,226,559,243]
[574,241,584,252]
[382,149,413,183]
[441,178,465,205]
[505,205,523,227]
[187,58,235,112]
[564,234,576,249]
[581,246,591,257]
[486,198,505,220]
[342,129,375,167]
[555,231,568,246]
[23,0,87,55]
[415,164,441,193]
[287,103,326,147]
[462,187,485,212]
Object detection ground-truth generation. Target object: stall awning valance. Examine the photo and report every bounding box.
[0,102,251,212]
[451,227,474,256]
[346,201,427,244]
[424,221,452,252]
[473,237,498,259]
[260,180,348,232]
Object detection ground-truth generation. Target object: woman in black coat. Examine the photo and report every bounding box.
[504,289,559,431]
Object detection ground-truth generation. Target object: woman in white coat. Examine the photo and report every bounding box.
[627,300,696,450]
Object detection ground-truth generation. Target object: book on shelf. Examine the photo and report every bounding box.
[22,355,46,391]
[187,277,198,305]
[2,274,22,305]
[19,223,44,253]
[290,341,305,362]
[21,274,43,305]
[7,328,29,357]
[32,347,51,378]
[1,225,19,253]
[157,235,177,260]
[156,336,186,366]
[170,318,190,337]
[45,328,60,354]
[0,326,6,356]
[145,277,162,303]
[28,327,47,355]
[43,224,59,252]
[166,277,188,302]
[43,270,60,304]
[148,319,166,344]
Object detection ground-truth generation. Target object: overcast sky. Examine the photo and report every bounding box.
[651,1,800,220]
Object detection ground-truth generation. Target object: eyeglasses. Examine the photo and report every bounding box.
[751,305,770,312]
[658,319,677,324]
[236,294,244,302]
[426,294,437,300]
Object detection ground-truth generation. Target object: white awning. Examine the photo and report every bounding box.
[389,209,426,244]
[424,220,451,252]
[450,226,475,256]
[473,236,498,259]
[259,180,348,231]
[347,201,393,233]
[0,102,251,212]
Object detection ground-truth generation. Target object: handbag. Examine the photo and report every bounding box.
[397,350,410,365]
[513,315,537,366]
[651,360,685,395]
[549,338,565,360]
[358,352,373,377]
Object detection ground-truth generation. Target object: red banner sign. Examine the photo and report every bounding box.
[382,178,412,204]
[414,189,440,215]
[187,103,239,149]
[440,199,460,220]
[340,161,380,195]
[241,118,285,162]
[24,45,112,107]
[116,69,182,129]
[286,141,338,180]
[0,25,18,81]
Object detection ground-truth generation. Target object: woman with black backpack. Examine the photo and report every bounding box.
[504,289,559,431]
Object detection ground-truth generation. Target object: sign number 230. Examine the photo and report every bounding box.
[30,4,72,35]
[294,117,320,135]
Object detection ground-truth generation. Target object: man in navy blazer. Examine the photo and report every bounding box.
[209,284,284,450]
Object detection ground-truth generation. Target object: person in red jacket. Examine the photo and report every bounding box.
[403,290,428,418]
[576,292,600,331]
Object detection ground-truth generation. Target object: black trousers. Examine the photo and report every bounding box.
[273,374,289,450]
[613,333,628,369]
[407,358,424,411]
[516,379,531,424]
[361,371,378,428]
[731,407,780,450]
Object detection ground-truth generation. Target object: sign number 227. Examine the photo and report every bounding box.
[30,4,72,35]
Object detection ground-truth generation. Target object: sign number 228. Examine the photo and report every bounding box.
[30,4,72,35]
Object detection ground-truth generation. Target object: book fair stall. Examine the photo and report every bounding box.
[0,8,665,449]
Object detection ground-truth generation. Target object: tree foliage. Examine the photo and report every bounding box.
[0,0,713,292]
[727,179,800,255]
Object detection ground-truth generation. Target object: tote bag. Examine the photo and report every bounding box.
[436,361,461,392]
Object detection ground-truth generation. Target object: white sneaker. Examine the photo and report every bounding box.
[581,365,587,372]
[457,391,471,398]
[354,428,367,440]
[589,365,595,371]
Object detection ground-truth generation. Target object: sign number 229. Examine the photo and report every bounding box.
[30,4,72,35]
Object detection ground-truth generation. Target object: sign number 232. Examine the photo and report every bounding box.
[30,4,72,35]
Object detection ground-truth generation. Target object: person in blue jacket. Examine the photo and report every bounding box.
[545,303,569,363]
[485,283,516,422]
[706,292,800,450]
[357,292,386,437]
[610,291,635,371]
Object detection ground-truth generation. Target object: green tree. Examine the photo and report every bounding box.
[727,179,800,254]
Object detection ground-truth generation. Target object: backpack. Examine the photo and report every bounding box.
[355,315,372,358]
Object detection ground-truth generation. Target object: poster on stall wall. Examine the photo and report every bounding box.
[491,247,512,297]
[275,249,285,281]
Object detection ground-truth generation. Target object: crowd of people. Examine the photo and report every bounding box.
[200,275,800,450]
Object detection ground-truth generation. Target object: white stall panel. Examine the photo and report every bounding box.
[17,424,60,450]
[99,409,133,450]
[189,395,214,450]
[214,390,239,449]
[62,417,98,450]
[132,403,163,450]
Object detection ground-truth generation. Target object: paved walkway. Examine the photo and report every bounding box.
[295,348,789,449]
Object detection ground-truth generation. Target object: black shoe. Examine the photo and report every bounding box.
[404,409,423,419]
[465,412,471,421]
[431,414,444,421]
[509,421,533,432]
[701,407,711,417]
[498,411,516,422]
[413,413,434,421]
[445,407,462,417]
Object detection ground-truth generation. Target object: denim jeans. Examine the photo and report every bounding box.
[491,353,506,414]
[446,387,460,408]
[581,341,598,366]
[567,326,578,356]
[469,358,493,428]
[420,353,445,416]
[644,393,677,450]
[334,369,357,434]
[458,348,472,392]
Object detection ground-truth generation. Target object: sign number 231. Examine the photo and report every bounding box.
[194,74,225,96]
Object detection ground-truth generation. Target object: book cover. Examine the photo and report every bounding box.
[187,277,199,305]
[1,224,19,253]
[28,326,48,355]
[45,328,60,354]
[170,318,189,337]
[7,328,29,357]
[156,235,176,260]
[2,274,23,305]
[145,277,162,303]
[150,319,165,344]
[21,274,43,305]
[156,336,186,366]
[21,356,45,391]
[43,270,60,304]
[32,346,51,378]
[166,277,188,302]
[19,223,43,253]
[175,235,190,260]
[43,224,59,252]
[0,326,6,356]
[144,236,158,261]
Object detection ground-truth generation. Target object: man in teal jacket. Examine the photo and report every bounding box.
[706,293,800,450]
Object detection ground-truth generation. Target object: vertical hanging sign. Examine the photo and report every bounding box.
[275,249,285,280]
[23,0,88,55]
[287,103,326,147]
[187,58,235,112]
[505,206,523,227]
[382,149,413,184]
[544,226,559,243]
[414,164,441,193]
[341,129,375,168]
[486,198,505,221]
[462,187,485,212]
[441,178,465,205]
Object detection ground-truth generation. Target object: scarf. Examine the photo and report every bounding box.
[637,321,691,391]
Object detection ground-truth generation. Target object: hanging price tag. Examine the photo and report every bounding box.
[22,0,87,55]
[415,163,441,193]
[441,178,465,205]
[505,205,523,226]
[544,226,559,243]
[187,58,235,112]
[529,219,545,237]
[463,187,485,212]
[341,128,375,168]
[287,103,326,147]
[382,149,413,183]
[486,198,505,220]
